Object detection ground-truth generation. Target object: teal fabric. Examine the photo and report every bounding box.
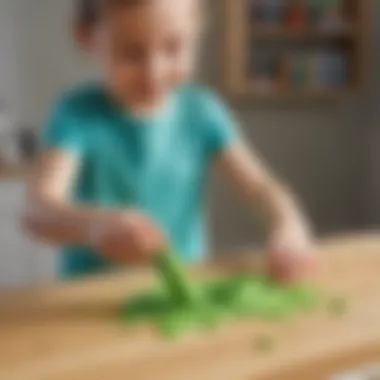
[40,83,238,278]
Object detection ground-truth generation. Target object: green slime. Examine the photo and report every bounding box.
[121,252,319,339]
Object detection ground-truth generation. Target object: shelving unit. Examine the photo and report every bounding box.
[224,0,368,100]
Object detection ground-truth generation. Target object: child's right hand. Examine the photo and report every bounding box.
[90,211,166,264]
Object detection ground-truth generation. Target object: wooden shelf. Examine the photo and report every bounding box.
[0,163,31,181]
[251,25,357,41]
[224,0,368,100]
[230,86,357,101]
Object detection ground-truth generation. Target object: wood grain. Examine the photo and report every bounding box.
[1,233,380,380]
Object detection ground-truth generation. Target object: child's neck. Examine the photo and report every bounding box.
[108,87,170,119]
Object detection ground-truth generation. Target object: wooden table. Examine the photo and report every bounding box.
[1,233,380,380]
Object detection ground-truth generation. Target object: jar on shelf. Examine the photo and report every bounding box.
[318,0,347,32]
[249,0,287,26]
[307,0,323,25]
[286,0,308,29]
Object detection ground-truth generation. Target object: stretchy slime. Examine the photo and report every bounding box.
[153,252,199,306]
[121,252,319,339]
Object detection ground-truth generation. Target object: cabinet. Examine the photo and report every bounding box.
[224,0,369,99]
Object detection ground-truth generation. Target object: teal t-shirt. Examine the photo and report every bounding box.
[41,83,238,278]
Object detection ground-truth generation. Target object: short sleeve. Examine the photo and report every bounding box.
[39,95,84,155]
[201,91,239,157]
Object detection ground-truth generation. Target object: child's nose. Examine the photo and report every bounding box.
[143,55,166,83]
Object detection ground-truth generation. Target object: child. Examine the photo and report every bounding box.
[24,0,314,280]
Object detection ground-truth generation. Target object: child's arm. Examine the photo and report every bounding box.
[23,92,165,264]
[216,140,306,228]
[215,141,314,281]
[25,149,100,245]
[23,148,164,264]
[197,88,313,281]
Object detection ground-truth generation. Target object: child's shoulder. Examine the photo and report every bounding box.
[52,82,106,116]
[176,84,231,120]
[177,84,222,105]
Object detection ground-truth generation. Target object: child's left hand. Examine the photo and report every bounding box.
[267,219,315,282]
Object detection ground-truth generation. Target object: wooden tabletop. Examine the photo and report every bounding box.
[1,233,380,380]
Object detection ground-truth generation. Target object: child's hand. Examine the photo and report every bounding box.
[267,219,315,282]
[90,211,166,264]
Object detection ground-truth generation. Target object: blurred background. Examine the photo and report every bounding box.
[0,0,379,287]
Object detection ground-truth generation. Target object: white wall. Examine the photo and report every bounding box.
[0,0,27,116]
[1,0,97,125]
[0,1,35,287]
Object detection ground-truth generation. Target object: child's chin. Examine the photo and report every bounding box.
[133,96,166,112]
[139,89,168,103]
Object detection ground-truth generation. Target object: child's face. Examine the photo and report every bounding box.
[90,0,199,111]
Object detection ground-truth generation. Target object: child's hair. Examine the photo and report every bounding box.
[77,0,199,28]
[76,0,147,27]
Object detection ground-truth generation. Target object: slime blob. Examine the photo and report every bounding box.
[121,251,320,339]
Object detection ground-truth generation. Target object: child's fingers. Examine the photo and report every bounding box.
[126,215,166,258]
[96,220,150,264]
[97,233,141,264]
[268,245,316,283]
